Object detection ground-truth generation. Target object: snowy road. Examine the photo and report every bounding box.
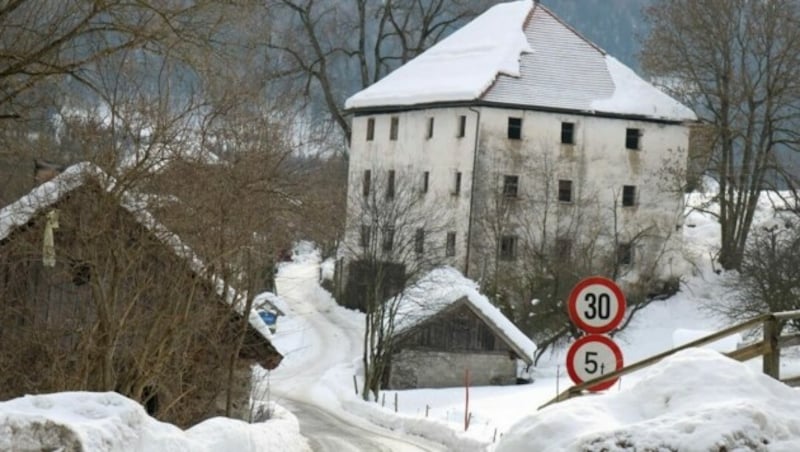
[284,399,444,452]
[269,254,444,452]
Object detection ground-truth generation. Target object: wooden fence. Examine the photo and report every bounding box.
[540,310,800,409]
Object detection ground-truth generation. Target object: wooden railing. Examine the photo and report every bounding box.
[539,310,800,410]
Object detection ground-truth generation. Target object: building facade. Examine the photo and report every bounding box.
[339,1,695,306]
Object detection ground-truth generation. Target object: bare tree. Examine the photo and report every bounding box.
[341,170,451,400]
[641,0,800,269]
[472,147,683,362]
[711,220,800,330]
[264,0,494,139]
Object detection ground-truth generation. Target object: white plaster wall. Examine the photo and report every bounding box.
[345,108,479,271]
[344,105,690,282]
[471,107,689,280]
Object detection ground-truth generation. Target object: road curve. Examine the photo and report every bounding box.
[271,257,446,452]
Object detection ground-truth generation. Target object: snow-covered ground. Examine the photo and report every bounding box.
[3,191,800,451]
[0,391,309,452]
[262,191,800,451]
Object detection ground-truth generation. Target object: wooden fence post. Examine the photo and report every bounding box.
[763,316,780,379]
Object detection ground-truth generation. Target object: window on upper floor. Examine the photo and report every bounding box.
[446,231,456,257]
[457,115,467,138]
[415,228,425,254]
[622,185,637,207]
[508,117,522,140]
[452,171,462,195]
[555,237,572,259]
[558,179,573,203]
[386,169,395,199]
[561,122,575,145]
[390,116,399,140]
[617,242,634,266]
[503,175,519,198]
[422,171,429,194]
[382,227,395,252]
[499,235,518,261]
[366,118,375,141]
[426,117,434,139]
[362,170,371,197]
[359,224,371,248]
[626,128,641,150]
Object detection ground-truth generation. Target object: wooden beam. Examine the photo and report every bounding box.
[779,333,800,348]
[763,316,780,379]
[725,341,767,362]
[539,314,770,410]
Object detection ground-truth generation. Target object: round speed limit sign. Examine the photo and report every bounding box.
[566,334,624,391]
[567,276,626,334]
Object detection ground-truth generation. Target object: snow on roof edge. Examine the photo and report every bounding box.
[393,267,536,364]
[0,163,282,357]
[344,0,533,110]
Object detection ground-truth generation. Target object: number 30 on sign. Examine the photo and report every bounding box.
[567,276,626,334]
[565,334,624,391]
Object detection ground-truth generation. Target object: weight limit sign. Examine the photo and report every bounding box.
[565,334,624,391]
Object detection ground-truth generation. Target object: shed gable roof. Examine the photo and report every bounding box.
[392,267,536,364]
[0,163,283,364]
[345,1,695,122]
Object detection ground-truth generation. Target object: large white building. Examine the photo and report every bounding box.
[338,0,695,308]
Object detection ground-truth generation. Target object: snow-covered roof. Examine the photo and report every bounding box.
[0,163,282,359]
[392,267,537,364]
[345,1,695,122]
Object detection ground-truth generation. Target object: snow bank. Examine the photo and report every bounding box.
[0,392,309,452]
[345,0,532,109]
[496,348,800,452]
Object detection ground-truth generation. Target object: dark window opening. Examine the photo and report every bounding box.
[72,261,91,286]
[617,243,633,266]
[359,225,371,248]
[446,232,456,257]
[415,228,425,254]
[558,179,573,203]
[561,122,575,144]
[452,171,462,195]
[499,235,517,261]
[366,118,375,141]
[390,116,399,140]
[386,170,395,199]
[622,185,637,207]
[142,386,160,416]
[503,175,519,198]
[555,238,572,259]
[382,228,395,252]
[457,115,466,138]
[508,117,522,140]
[362,170,371,197]
[426,117,434,139]
[626,128,641,150]
[422,171,429,193]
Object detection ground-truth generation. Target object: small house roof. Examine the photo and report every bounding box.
[392,267,537,365]
[0,162,283,365]
[345,1,695,122]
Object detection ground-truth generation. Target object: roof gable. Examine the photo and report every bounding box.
[392,267,536,364]
[0,163,282,363]
[345,2,695,122]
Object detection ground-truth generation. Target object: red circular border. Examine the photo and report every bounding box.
[565,334,624,392]
[567,276,626,334]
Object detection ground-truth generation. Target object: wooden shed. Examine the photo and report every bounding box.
[385,267,536,389]
[0,162,282,426]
